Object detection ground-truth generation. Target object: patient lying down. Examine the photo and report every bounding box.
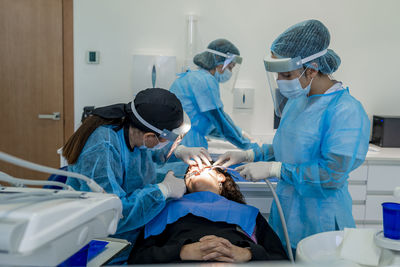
[128,165,288,264]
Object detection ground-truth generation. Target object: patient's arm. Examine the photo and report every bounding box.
[179,241,206,261]
[129,230,251,263]
[128,228,191,264]
[200,214,288,261]
[196,235,252,262]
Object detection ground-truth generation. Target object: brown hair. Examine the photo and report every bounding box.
[185,166,246,204]
[62,116,124,164]
[216,168,246,204]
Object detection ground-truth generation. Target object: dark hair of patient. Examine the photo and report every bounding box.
[186,166,246,205]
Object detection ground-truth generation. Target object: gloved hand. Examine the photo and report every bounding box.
[174,145,212,169]
[214,150,254,168]
[235,161,282,182]
[157,171,186,199]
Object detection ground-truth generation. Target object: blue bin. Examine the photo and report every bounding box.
[59,240,108,266]
[59,244,89,267]
[382,202,400,240]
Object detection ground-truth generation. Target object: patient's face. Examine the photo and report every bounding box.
[185,165,226,194]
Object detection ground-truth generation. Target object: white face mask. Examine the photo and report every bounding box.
[277,69,313,99]
[214,69,232,83]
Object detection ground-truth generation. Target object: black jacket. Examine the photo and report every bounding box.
[128,213,288,264]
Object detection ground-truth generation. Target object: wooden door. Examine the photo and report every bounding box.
[0,0,73,181]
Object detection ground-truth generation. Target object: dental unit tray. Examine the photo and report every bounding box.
[0,186,122,266]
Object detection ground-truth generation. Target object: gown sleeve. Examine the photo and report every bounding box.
[67,137,166,234]
[252,143,275,162]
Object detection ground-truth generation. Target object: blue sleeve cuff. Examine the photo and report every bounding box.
[253,144,274,162]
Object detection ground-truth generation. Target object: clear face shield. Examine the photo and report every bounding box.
[263,49,328,117]
[130,102,191,161]
[206,48,243,92]
[162,112,191,160]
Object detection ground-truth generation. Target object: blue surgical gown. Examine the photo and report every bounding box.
[66,126,167,263]
[170,69,255,149]
[253,89,370,251]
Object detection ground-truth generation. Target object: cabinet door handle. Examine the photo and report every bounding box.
[38,112,60,120]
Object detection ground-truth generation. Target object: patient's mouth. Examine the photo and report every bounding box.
[186,167,214,180]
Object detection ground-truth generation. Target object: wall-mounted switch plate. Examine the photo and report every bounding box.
[87,51,100,64]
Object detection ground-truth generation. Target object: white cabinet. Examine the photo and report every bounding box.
[348,164,367,224]
[237,182,274,219]
[365,195,397,221]
[245,197,273,217]
[348,164,368,224]
[348,185,367,201]
[352,205,366,222]
[348,164,368,181]
[359,159,400,228]
[367,164,400,192]
[348,183,367,223]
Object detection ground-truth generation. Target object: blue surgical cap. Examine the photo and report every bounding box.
[271,19,341,74]
[194,39,240,70]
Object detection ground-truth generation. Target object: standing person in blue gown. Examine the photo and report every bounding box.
[216,20,371,255]
[170,38,256,150]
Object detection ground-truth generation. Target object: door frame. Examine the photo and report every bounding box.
[63,0,74,143]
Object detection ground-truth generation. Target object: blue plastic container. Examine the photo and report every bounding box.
[59,244,89,267]
[59,240,108,266]
[382,202,400,240]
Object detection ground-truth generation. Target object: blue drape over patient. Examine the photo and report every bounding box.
[145,191,259,239]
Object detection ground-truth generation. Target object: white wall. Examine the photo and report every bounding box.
[74,0,400,136]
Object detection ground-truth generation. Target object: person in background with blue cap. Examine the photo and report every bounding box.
[216,20,370,256]
[170,39,257,151]
[63,88,211,264]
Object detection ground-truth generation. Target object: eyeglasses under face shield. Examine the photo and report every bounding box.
[130,102,191,160]
[263,49,328,117]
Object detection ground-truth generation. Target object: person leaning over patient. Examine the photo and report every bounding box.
[128,165,288,263]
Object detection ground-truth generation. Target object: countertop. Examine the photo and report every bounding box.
[365,144,400,162]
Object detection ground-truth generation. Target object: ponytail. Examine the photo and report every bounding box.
[63,116,123,164]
